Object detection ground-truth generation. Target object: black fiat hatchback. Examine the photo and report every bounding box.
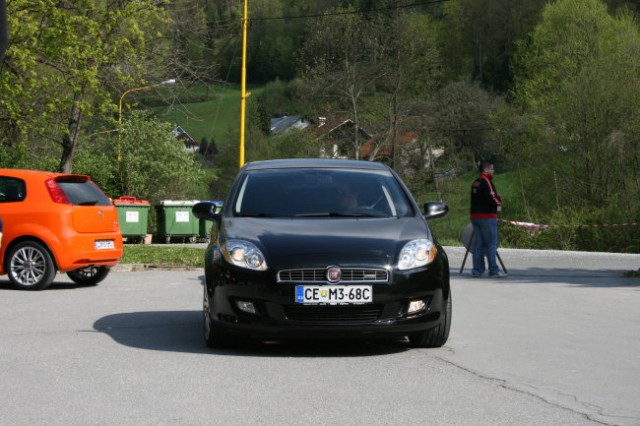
[192,159,451,349]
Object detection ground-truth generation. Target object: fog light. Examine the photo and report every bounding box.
[408,300,427,314]
[236,301,257,314]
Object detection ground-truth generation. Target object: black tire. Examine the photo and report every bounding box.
[6,241,56,290]
[409,291,452,348]
[203,287,230,349]
[67,266,110,286]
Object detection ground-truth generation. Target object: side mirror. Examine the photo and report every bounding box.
[423,201,448,220]
[192,201,222,226]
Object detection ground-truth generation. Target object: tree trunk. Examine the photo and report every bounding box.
[350,84,360,160]
[59,95,83,173]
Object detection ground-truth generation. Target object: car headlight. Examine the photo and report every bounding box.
[221,239,267,271]
[397,239,436,270]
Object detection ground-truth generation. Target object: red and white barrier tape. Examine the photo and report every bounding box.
[499,220,551,237]
[498,219,640,237]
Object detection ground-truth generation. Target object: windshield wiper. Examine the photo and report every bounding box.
[294,212,379,218]
[237,212,283,217]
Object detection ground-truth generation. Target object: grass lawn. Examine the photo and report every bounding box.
[154,83,263,147]
[122,245,205,268]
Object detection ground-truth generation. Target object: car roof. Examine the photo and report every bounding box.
[243,158,389,171]
[0,168,89,180]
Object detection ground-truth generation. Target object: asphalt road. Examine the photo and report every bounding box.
[0,247,638,426]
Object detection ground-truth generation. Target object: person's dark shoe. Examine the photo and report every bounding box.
[490,271,509,278]
[472,272,483,278]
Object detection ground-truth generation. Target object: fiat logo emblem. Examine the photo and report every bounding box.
[327,267,341,283]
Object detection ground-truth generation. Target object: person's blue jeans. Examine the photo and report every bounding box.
[471,218,499,276]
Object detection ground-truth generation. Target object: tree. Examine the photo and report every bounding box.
[299,6,379,159]
[199,137,210,155]
[116,111,206,200]
[0,0,170,173]
[433,0,474,83]
[165,0,218,84]
[512,0,640,217]
[74,112,208,201]
[431,79,501,165]
[0,0,6,63]
[367,11,441,168]
[436,0,547,91]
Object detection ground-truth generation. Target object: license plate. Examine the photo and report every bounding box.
[295,285,372,304]
[94,240,115,250]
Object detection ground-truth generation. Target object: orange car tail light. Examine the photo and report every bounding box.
[45,178,71,204]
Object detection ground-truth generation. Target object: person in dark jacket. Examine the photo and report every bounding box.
[470,161,508,278]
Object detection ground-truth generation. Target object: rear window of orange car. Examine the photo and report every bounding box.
[56,178,112,206]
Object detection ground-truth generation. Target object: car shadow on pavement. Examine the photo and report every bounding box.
[93,310,410,357]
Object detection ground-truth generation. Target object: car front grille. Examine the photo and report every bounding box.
[284,304,383,323]
[277,268,389,283]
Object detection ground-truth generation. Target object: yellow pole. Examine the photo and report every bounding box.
[239,0,249,168]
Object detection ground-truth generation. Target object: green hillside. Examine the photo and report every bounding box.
[152,84,638,253]
[155,84,262,147]
[160,86,527,247]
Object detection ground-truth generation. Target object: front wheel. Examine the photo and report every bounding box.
[203,287,230,349]
[6,241,57,290]
[67,266,110,286]
[409,292,452,348]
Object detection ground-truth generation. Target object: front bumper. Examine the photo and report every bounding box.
[205,255,449,341]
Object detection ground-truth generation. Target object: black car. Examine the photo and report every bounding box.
[192,159,451,348]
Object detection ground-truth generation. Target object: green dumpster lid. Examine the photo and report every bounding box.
[158,200,200,206]
[114,196,150,205]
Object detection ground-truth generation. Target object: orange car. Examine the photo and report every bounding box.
[0,168,123,290]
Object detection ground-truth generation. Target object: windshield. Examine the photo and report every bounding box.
[233,168,413,218]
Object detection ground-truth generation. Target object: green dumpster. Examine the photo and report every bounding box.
[156,200,200,243]
[114,196,150,243]
[198,201,223,242]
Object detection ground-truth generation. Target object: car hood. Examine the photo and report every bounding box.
[220,217,433,269]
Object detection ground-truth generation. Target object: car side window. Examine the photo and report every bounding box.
[0,177,26,202]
